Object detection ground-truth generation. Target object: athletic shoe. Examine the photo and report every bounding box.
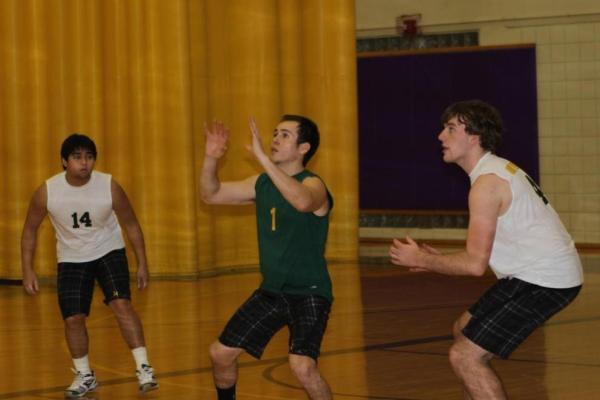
[64,369,97,398]
[136,364,159,392]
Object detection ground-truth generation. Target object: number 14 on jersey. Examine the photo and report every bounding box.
[71,212,92,228]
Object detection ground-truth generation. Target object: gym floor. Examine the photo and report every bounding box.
[1,251,599,399]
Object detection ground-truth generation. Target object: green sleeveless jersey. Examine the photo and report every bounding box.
[255,170,333,301]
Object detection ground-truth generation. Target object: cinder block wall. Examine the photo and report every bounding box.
[357,0,600,245]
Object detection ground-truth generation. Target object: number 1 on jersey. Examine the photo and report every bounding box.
[270,207,276,231]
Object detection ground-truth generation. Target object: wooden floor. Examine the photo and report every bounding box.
[1,252,599,399]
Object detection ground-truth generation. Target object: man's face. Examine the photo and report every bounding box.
[269,120,308,164]
[437,116,477,163]
[62,148,96,180]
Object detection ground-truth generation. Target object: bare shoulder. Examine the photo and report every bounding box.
[301,175,327,190]
[31,183,48,208]
[471,173,509,196]
[469,173,510,214]
[110,177,121,195]
[110,177,122,189]
[110,177,128,195]
[110,178,131,209]
[24,183,48,225]
[302,176,330,215]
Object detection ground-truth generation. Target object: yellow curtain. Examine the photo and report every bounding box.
[0,0,358,279]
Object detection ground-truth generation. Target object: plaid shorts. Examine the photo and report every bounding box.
[57,248,131,319]
[219,289,331,360]
[463,277,581,359]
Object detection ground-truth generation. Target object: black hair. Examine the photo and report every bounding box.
[60,133,97,166]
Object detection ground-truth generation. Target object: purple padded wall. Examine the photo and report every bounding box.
[358,46,538,210]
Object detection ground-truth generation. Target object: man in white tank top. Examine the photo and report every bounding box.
[21,134,159,398]
[389,100,582,399]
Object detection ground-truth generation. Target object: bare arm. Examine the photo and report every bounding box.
[21,185,48,294]
[390,174,506,276]
[200,121,257,205]
[259,164,329,214]
[112,179,149,289]
[248,118,329,215]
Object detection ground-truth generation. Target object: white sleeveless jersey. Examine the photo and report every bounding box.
[469,153,583,288]
[46,171,125,263]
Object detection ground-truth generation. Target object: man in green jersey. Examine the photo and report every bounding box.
[200,115,333,400]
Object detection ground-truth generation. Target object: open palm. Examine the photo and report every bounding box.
[205,121,230,159]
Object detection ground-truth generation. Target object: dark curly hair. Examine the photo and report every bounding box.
[441,100,503,153]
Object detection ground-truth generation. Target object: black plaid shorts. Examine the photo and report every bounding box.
[219,289,332,360]
[57,248,131,319]
[462,277,581,359]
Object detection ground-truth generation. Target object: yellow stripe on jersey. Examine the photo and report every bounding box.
[505,162,519,175]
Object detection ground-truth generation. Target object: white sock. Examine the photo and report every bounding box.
[73,355,92,375]
[131,346,149,370]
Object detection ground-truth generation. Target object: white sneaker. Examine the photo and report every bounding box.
[136,364,159,393]
[64,369,97,398]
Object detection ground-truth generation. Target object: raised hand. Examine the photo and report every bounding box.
[204,121,230,159]
[247,117,269,163]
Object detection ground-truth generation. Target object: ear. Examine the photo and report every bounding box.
[299,142,311,155]
[61,158,68,168]
[469,134,481,146]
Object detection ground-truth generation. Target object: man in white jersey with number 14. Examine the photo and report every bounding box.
[389,100,583,399]
[21,134,158,398]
